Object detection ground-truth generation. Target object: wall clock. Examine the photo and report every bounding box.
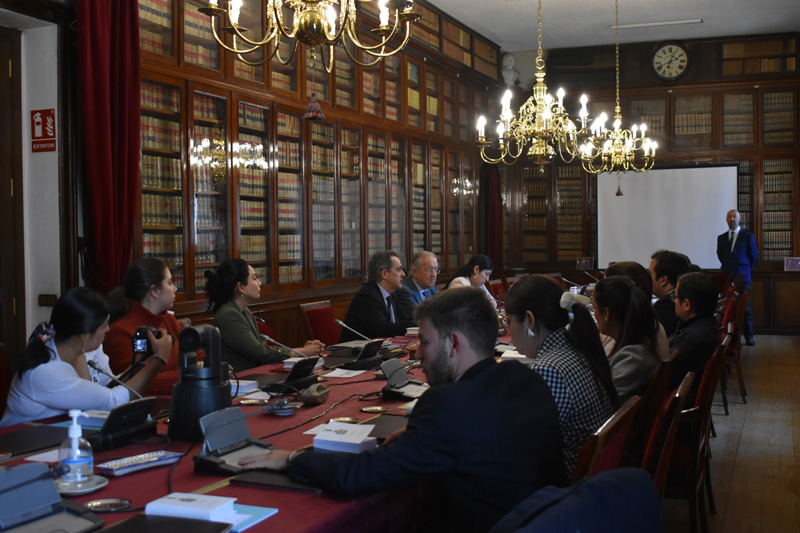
[651,42,690,81]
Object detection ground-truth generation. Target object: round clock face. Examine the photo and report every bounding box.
[651,43,689,81]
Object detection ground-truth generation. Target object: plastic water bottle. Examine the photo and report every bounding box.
[57,409,94,490]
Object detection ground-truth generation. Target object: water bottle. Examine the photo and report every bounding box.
[57,409,94,490]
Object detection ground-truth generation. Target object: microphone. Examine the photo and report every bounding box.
[87,359,143,399]
[261,334,309,359]
[583,271,600,282]
[335,319,371,341]
[561,277,580,287]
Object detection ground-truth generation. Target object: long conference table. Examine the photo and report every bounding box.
[0,339,438,532]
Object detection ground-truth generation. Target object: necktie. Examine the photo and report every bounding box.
[386,296,395,323]
[420,289,429,300]
[729,231,735,251]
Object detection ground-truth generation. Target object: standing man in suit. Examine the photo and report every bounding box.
[716,209,758,345]
[339,251,416,342]
[399,251,439,316]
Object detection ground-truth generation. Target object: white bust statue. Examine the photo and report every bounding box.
[501,53,520,87]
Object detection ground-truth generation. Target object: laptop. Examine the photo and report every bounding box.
[255,356,320,394]
[380,359,429,401]
[324,340,386,370]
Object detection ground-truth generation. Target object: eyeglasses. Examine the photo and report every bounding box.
[670,293,682,302]
[424,268,441,275]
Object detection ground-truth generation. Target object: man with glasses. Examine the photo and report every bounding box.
[399,251,440,315]
[339,251,416,342]
[667,272,720,394]
[649,249,691,336]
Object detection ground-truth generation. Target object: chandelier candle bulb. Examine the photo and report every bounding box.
[477,116,486,139]
[230,0,242,24]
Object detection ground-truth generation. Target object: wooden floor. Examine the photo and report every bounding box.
[662,335,800,532]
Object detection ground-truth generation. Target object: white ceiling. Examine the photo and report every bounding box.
[426,0,800,53]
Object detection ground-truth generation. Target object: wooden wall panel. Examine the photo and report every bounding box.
[772,279,800,330]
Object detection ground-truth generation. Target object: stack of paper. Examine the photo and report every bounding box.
[146,493,277,532]
[313,421,377,453]
[231,380,260,396]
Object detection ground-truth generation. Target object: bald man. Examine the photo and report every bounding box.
[716,209,758,345]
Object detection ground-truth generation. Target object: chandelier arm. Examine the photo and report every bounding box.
[345,18,410,56]
[341,40,385,67]
[273,36,300,65]
[271,0,300,41]
[208,15,265,54]
[320,44,334,74]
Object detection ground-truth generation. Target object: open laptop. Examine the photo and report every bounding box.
[323,340,386,370]
[252,356,320,394]
[380,359,429,401]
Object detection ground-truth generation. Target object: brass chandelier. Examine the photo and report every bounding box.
[199,0,421,73]
[477,0,592,170]
[579,0,656,175]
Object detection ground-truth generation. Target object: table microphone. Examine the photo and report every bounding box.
[334,319,371,341]
[561,277,580,287]
[87,359,143,400]
[583,271,600,282]
[261,334,309,359]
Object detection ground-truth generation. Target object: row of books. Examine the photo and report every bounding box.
[141,116,181,152]
[239,134,266,154]
[138,0,172,28]
[278,234,303,261]
[723,114,754,130]
[143,193,183,226]
[386,105,400,122]
[557,217,584,232]
[183,5,214,41]
[722,39,795,59]
[762,211,793,229]
[368,182,386,204]
[193,165,226,193]
[142,233,183,264]
[311,145,336,172]
[523,215,548,232]
[142,82,179,113]
[195,196,226,227]
[277,203,302,229]
[363,97,379,116]
[764,132,795,144]
[276,113,301,137]
[367,135,386,153]
[410,24,441,51]
[723,133,754,147]
[764,172,793,191]
[311,204,335,231]
[195,230,224,259]
[272,71,295,93]
[341,129,359,148]
[278,265,304,284]
[762,112,794,131]
[367,207,387,230]
[524,180,549,197]
[342,153,360,175]
[763,230,793,247]
[525,198,548,213]
[194,94,222,121]
[724,94,754,113]
[233,60,262,82]
[142,154,182,190]
[341,230,360,254]
[277,140,301,167]
[676,97,713,115]
[762,249,790,262]
[558,250,583,261]
[764,158,793,172]
[442,40,472,67]
[763,91,794,111]
[312,232,335,259]
[342,181,360,205]
[764,192,793,210]
[310,122,334,143]
[184,43,218,69]
[140,28,170,56]
[523,251,549,262]
[674,114,712,134]
[240,235,268,262]
[277,172,302,199]
[523,233,548,249]
[240,200,268,228]
[336,92,355,108]
[311,176,335,202]
[239,103,268,130]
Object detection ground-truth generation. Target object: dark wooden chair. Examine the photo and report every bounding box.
[720,289,750,409]
[488,278,507,303]
[664,335,732,533]
[541,272,565,289]
[299,301,341,346]
[570,396,641,484]
[642,372,695,500]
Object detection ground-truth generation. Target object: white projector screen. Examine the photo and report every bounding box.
[597,166,738,270]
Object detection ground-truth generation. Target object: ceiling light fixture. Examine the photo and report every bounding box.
[613,18,702,29]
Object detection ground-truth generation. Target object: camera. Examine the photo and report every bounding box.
[132,326,163,356]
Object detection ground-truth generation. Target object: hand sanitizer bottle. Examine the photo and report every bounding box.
[57,409,94,491]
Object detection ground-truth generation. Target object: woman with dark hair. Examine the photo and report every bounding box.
[445,254,497,307]
[206,259,324,372]
[592,276,661,402]
[1,287,171,426]
[504,275,619,475]
[104,258,188,395]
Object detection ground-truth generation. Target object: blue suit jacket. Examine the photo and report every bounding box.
[716,229,758,283]
[401,276,439,306]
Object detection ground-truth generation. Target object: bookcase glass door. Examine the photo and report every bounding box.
[556,164,583,262]
[723,93,754,147]
[430,147,444,259]
[184,0,220,70]
[270,10,298,94]
[447,151,461,268]
[361,37,382,118]
[191,90,229,294]
[310,120,336,282]
[673,95,712,149]
[340,126,363,279]
[761,157,794,262]
[139,0,173,57]
[230,1,265,83]
[275,110,305,284]
[367,132,388,260]
[723,158,754,232]
[237,101,271,286]
[762,90,795,146]
[385,55,402,122]
[458,82,471,143]
[407,59,423,129]
[334,41,356,109]
[305,47,330,102]
[522,166,550,263]
[443,78,456,139]
[462,155,476,262]
[628,98,665,151]
[390,138,409,266]
[411,141,427,252]
[141,79,185,293]
[425,70,440,134]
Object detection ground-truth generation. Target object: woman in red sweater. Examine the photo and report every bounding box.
[105,258,193,395]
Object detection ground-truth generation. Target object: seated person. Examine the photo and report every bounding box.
[240,288,567,531]
[398,250,439,316]
[649,250,691,336]
[668,272,721,393]
[340,251,415,342]
[105,258,194,395]
[592,276,661,403]
[2,287,171,426]
[604,261,669,361]
[504,275,619,476]
[446,254,497,308]
[205,259,324,372]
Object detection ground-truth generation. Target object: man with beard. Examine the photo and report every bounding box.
[240,288,566,531]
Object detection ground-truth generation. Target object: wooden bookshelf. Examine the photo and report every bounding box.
[762,90,795,146]
[555,165,583,262]
[183,0,219,70]
[723,93,754,147]
[275,109,304,285]
[723,158,755,231]
[430,147,444,258]
[366,132,388,261]
[521,166,550,263]
[722,37,796,76]
[139,0,174,57]
[310,120,336,282]
[761,157,794,262]
[446,151,461,268]
[411,141,427,252]
[340,125,363,279]
[390,138,409,266]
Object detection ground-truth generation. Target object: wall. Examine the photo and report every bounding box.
[20,24,61,331]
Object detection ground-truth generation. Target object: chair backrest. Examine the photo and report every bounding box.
[641,372,695,499]
[506,274,526,287]
[541,272,565,289]
[714,297,730,327]
[570,396,641,484]
[488,279,507,301]
[299,301,340,346]
[728,289,750,344]
[708,271,731,298]
[625,349,679,461]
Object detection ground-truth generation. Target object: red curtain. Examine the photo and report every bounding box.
[78,0,141,292]
[479,164,502,270]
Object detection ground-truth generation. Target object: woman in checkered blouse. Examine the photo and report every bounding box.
[504,275,619,476]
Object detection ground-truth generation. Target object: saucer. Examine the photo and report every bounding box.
[56,474,109,496]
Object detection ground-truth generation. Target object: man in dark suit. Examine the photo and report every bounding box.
[240,288,567,531]
[399,250,440,316]
[338,251,415,342]
[649,249,691,336]
[716,209,758,345]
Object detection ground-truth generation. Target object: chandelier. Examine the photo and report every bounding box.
[477,0,592,170]
[578,0,656,176]
[199,0,421,73]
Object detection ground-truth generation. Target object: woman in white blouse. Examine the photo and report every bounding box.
[1,287,171,426]
[446,254,497,308]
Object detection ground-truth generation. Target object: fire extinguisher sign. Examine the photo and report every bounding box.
[31,109,56,152]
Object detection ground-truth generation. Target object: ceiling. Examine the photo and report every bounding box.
[426,0,800,53]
